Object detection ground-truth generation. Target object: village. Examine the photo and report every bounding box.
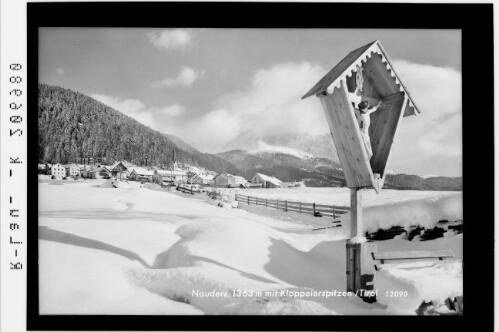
[38,154,299,191]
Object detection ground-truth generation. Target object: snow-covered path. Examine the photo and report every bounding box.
[38,177,462,315]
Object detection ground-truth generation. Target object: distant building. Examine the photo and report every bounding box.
[153,169,188,185]
[80,165,93,178]
[188,173,215,186]
[65,164,80,177]
[88,166,111,179]
[50,164,66,179]
[129,167,154,182]
[110,161,135,179]
[38,163,50,175]
[213,174,248,188]
[250,173,283,188]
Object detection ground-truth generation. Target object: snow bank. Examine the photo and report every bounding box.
[238,187,461,208]
[339,193,462,233]
[38,179,463,315]
[237,187,462,232]
[99,178,120,188]
[143,182,160,190]
[376,260,463,314]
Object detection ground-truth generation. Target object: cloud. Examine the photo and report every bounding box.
[168,60,462,176]
[56,67,65,75]
[90,59,462,176]
[147,29,193,51]
[388,61,462,176]
[166,62,328,151]
[151,67,203,88]
[90,94,185,132]
[158,104,186,116]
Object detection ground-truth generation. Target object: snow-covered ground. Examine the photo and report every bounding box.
[38,176,462,315]
[237,187,461,207]
[235,187,462,232]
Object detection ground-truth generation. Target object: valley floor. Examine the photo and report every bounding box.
[38,176,462,315]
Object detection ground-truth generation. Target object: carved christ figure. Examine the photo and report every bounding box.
[350,66,382,160]
[353,100,382,160]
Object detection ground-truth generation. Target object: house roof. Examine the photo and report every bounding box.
[130,167,154,176]
[191,173,215,181]
[156,169,187,176]
[253,173,283,186]
[88,165,110,172]
[110,161,135,169]
[301,40,420,116]
[228,174,247,182]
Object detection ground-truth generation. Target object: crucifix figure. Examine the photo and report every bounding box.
[353,100,382,160]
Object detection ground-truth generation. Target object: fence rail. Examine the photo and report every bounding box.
[235,194,349,219]
[176,185,194,195]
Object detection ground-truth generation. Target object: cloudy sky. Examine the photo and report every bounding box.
[39,28,462,177]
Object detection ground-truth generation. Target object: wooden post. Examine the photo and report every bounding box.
[285,200,288,211]
[350,187,363,238]
[299,201,302,213]
[313,203,316,216]
[247,195,250,205]
[346,187,376,301]
[265,199,268,207]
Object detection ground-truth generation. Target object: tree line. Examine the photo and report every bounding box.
[38,84,238,173]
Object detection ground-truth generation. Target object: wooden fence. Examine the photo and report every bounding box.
[235,194,349,219]
[176,185,194,195]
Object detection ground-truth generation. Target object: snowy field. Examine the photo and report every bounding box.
[233,187,462,232]
[236,187,461,207]
[38,176,462,315]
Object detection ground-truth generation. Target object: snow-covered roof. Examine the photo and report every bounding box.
[191,173,215,181]
[228,174,247,182]
[129,167,154,176]
[110,161,135,169]
[156,169,187,176]
[254,173,283,186]
[88,165,111,173]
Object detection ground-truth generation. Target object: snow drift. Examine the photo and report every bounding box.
[38,176,463,315]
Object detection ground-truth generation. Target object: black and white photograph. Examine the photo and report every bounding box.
[0,2,487,330]
[36,26,465,316]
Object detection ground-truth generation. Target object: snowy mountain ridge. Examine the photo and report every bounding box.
[220,129,339,162]
[248,140,314,160]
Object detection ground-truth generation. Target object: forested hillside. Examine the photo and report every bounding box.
[38,84,238,173]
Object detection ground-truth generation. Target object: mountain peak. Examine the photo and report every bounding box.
[221,130,339,163]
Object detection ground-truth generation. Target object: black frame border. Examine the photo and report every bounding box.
[27,2,494,331]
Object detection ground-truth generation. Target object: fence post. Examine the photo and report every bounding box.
[285,200,288,211]
[277,200,279,210]
[247,195,250,205]
[313,203,316,216]
[299,201,302,213]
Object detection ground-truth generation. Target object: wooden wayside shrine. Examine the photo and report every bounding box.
[302,40,421,299]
